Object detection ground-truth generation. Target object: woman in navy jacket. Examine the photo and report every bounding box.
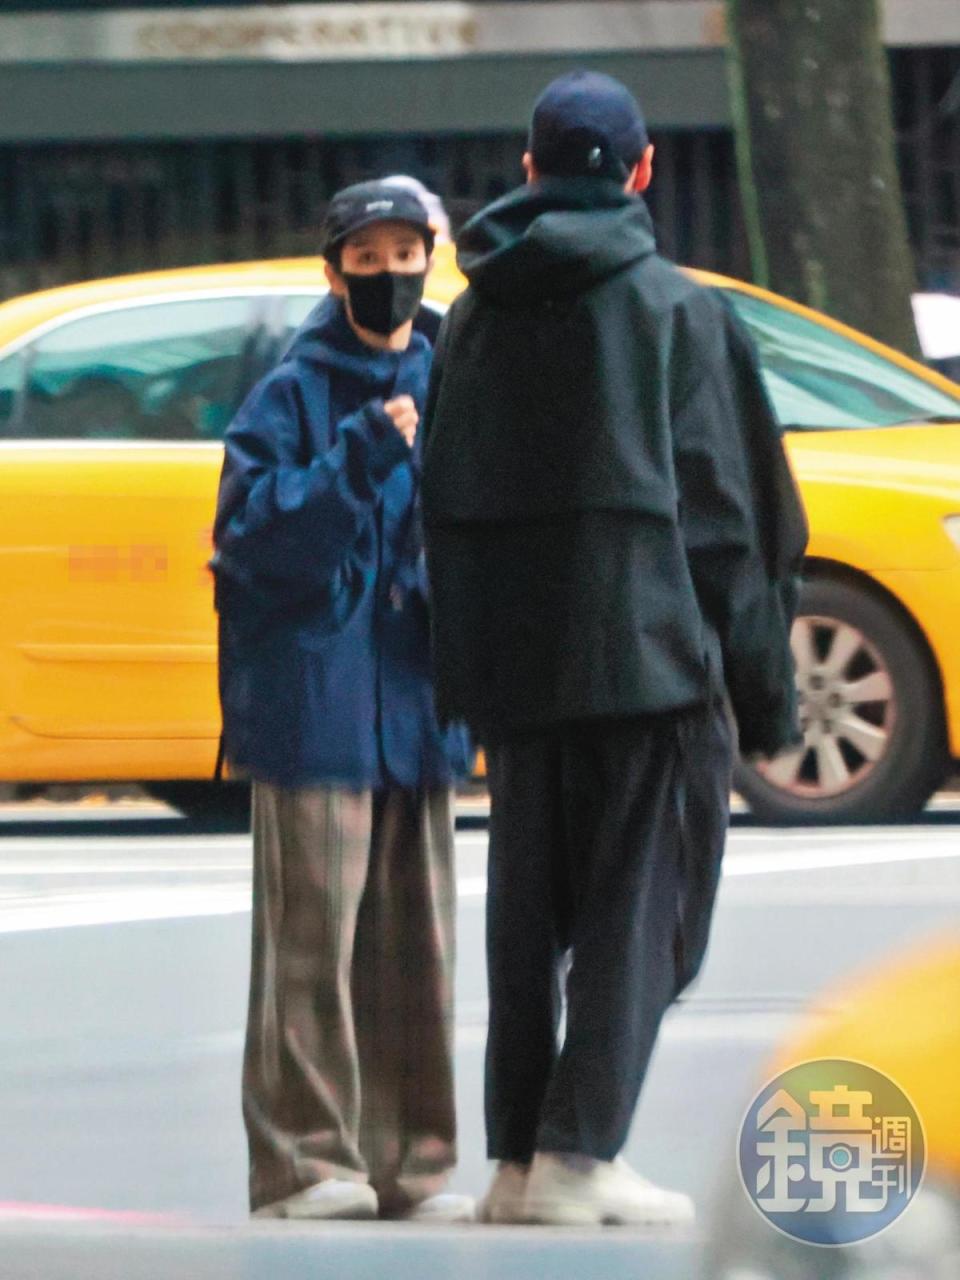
[212,181,471,1224]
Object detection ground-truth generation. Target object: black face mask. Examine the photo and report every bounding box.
[342,270,426,337]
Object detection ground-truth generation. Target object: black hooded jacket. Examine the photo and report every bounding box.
[421,178,808,755]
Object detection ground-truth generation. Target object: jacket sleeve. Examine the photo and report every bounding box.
[421,305,451,462]
[212,364,411,602]
[417,308,455,602]
[670,291,809,758]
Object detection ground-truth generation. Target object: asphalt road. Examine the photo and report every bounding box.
[1,807,958,1279]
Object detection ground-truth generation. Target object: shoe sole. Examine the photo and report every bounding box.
[284,1200,378,1221]
[403,1209,476,1224]
[523,1198,694,1228]
[253,1192,379,1221]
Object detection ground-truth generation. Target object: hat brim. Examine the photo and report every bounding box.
[324,215,436,260]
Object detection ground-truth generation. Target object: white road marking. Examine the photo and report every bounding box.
[0,836,245,857]
[0,862,249,875]
[454,829,960,893]
[456,877,487,898]
[1,827,958,932]
[721,837,960,877]
[0,889,251,933]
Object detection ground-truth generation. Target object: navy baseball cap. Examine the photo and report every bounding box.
[322,179,435,262]
[529,70,650,180]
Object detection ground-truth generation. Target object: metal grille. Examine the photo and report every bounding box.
[0,130,747,299]
[0,47,956,301]
[893,46,960,291]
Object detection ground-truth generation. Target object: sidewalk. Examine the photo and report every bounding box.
[0,1217,699,1280]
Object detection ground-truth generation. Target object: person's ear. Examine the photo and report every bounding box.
[629,144,655,193]
[522,151,537,184]
[325,260,346,297]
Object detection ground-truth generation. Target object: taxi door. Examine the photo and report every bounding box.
[0,292,267,782]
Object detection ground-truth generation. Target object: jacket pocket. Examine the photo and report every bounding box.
[293,561,368,651]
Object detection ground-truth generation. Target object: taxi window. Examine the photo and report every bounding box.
[723,290,960,430]
[275,294,326,356]
[0,352,24,435]
[283,294,325,336]
[18,297,260,441]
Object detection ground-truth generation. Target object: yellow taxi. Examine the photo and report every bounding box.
[0,245,958,822]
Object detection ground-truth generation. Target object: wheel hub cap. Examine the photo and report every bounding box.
[758,615,896,799]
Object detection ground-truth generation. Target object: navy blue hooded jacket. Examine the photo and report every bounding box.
[211,294,471,789]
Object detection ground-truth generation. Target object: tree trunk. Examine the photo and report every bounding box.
[725,0,921,356]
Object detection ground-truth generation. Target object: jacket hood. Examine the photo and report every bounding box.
[456,178,657,305]
[283,293,430,382]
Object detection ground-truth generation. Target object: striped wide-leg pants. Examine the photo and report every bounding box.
[242,782,458,1215]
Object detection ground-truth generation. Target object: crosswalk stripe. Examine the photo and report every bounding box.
[1,829,957,933]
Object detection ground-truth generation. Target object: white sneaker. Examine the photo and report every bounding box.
[252,1179,378,1221]
[478,1162,531,1224]
[523,1154,695,1228]
[400,1192,476,1224]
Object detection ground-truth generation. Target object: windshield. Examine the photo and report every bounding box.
[723,289,960,430]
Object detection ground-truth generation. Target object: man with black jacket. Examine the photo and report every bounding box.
[422,71,808,1227]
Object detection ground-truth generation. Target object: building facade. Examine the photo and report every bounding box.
[0,1,958,299]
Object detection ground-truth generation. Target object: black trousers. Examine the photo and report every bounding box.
[484,703,732,1162]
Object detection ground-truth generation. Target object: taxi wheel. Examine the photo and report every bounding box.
[734,576,949,825]
[147,781,251,831]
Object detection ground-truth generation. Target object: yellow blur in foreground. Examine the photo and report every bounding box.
[0,244,958,812]
[770,933,960,1181]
